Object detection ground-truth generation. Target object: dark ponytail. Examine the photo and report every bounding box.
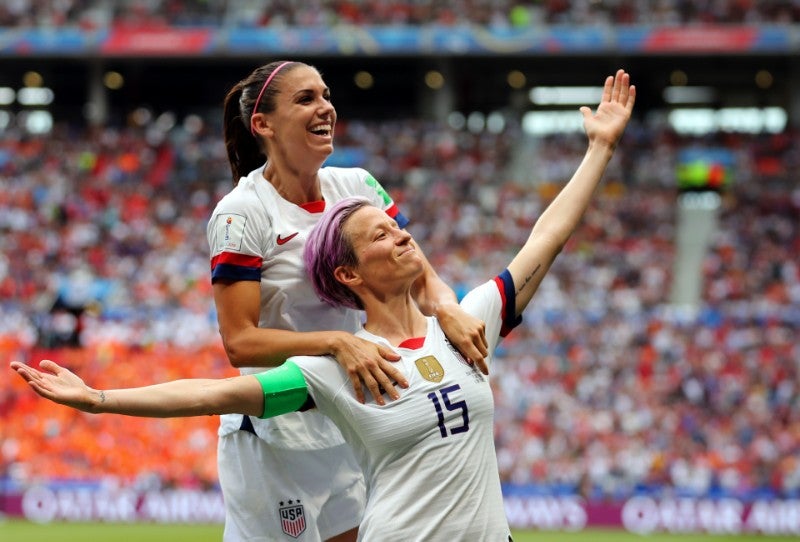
[221,61,303,186]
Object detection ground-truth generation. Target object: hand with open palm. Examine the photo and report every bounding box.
[581,69,636,150]
[11,360,100,412]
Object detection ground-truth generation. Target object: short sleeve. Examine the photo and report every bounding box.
[459,269,522,357]
[207,191,269,283]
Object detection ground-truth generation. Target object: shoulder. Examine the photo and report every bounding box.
[460,278,503,320]
[209,175,278,237]
[319,166,370,185]
[212,176,265,215]
[320,166,393,206]
[289,355,347,390]
[291,354,339,371]
[461,271,522,339]
[207,179,275,250]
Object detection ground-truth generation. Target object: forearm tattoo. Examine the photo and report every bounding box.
[516,264,542,295]
[99,390,106,403]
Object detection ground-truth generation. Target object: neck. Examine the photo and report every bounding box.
[362,292,427,346]
[263,159,323,205]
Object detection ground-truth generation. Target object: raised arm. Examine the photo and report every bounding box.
[507,69,635,317]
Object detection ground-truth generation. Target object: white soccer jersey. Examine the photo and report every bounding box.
[290,271,521,541]
[207,165,408,449]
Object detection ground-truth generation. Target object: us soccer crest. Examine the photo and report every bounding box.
[415,356,444,382]
[278,500,306,538]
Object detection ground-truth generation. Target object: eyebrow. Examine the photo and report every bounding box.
[371,218,399,235]
[292,86,329,98]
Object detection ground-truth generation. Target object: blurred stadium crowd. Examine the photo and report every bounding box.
[1,108,798,501]
[2,0,800,28]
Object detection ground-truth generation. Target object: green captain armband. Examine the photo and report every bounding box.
[253,361,309,419]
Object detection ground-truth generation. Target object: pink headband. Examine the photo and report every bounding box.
[250,61,293,136]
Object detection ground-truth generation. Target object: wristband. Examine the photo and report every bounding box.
[253,361,309,419]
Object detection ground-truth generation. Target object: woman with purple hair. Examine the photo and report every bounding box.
[12,70,635,541]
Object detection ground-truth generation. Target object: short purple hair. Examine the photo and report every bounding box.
[303,197,373,310]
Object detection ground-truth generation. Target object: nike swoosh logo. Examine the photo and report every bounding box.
[276,232,299,245]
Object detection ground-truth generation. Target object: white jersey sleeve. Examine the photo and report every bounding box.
[459,268,522,369]
[207,174,271,283]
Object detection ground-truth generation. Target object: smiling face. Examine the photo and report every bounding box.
[258,65,336,170]
[341,206,425,293]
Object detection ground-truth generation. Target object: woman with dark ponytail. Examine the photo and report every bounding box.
[205,60,490,541]
[221,68,269,185]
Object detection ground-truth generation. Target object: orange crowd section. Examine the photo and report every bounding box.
[1,336,238,488]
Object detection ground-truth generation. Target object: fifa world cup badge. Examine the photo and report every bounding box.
[278,500,306,538]
[415,356,444,382]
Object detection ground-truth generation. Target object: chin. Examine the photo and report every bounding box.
[316,142,334,155]
[307,146,332,165]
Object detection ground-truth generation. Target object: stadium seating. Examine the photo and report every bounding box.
[2,0,800,28]
[1,116,797,500]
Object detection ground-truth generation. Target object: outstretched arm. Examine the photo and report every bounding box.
[508,69,636,316]
[10,360,265,418]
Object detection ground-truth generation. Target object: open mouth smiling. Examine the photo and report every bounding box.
[309,123,332,137]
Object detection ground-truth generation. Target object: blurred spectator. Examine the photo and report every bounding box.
[2,0,800,29]
[1,112,797,500]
